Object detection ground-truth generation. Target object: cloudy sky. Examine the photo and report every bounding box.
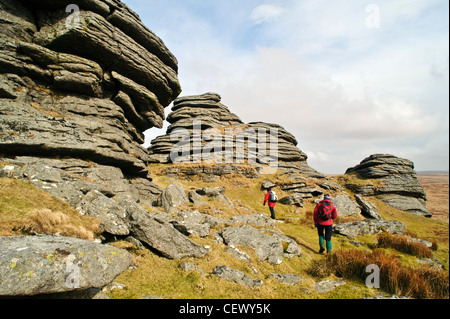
[126,0,449,174]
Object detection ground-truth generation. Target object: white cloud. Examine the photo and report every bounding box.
[216,47,440,138]
[250,4,286,24]
[132,0,449,173]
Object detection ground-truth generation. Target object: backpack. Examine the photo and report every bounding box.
[269,191,278,202]
[318,201,332,221]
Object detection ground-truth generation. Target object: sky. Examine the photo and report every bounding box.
[125,0,449,174]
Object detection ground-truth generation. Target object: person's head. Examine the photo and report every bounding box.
[267,187,272,192]
[324,194,331,201]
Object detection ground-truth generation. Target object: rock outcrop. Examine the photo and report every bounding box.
[345,154,431,217]
[0,235,132,297]
[148,93,323,178]
[212,265,263,288]
[130,211,209,259]
[333,219,406,239]
[1,0,180,177]
[221,225,284,265]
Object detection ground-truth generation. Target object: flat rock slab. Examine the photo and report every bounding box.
[268,273,306,285]
[212,265,262,288]
[333,219,406,239]
[130,212,208,259]
[0,235,132,297]
[221,225,283,265]
[314,280,347,293]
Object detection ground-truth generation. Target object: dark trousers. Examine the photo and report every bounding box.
[317,225,333,241]
[269,206,275,219]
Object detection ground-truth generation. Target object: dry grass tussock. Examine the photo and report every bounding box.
[14,209,101,240]
[314,249,449,299]
[0,177,101,240]
[377,233,435,258]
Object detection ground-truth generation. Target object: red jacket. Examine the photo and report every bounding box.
[264,191,277,208]
[313,199,338,226]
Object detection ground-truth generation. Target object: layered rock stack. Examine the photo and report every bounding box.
[345,154,431,217]
[0,0,180,177]
[148,93,323,178]
[1,0,182,208]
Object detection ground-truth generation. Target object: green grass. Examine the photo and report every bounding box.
[106,165,449,299]
[1,164,448,299]
[0,177,100,239]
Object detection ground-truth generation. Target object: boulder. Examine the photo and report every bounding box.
[263,229,302,258]
[354,195,383,220]
[171,220,210,238]
[0,235,131,297]
[230,213,276,228]
[279,194,304,207]
[196,186,234,207]
[188,190,207,205]
[78,190,130,236]
[379,195,432,218]
[268,273,306,285]
[280,181,324,200]
[130,211,208,259]
[156,183,188,213]
[196,187,225,197]
[221,225,284,264]
[174,210,228,231]
[226,246,252,264]
[345,154,430,217]
[261,181,277,190]
[314,280,347,293]
[212,265,263,288]
[330,194,361,217]
[333,219,406,239]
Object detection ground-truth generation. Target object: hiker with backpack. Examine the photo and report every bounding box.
[313,194,338,254]
[263,187,278,220]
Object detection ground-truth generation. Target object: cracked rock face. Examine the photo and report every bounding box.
[345,154,431,217]
[0,0,181,177]
[0,235,132,297]
[148,92,323,178]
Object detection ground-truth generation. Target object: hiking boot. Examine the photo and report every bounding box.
[318,236,325,254]
[326,241,332,254]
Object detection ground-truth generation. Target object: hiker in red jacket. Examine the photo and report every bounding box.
[263,187,277,220]
[313,194,338,254]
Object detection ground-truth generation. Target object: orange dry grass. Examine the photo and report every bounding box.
[12,209,101,240]
[0,178,101,240]
[377,233,433,258]
[327,249,449,299]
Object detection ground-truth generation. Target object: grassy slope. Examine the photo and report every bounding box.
[109,164,449,299]
[0,177,100,240]
[0,166,448,299]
